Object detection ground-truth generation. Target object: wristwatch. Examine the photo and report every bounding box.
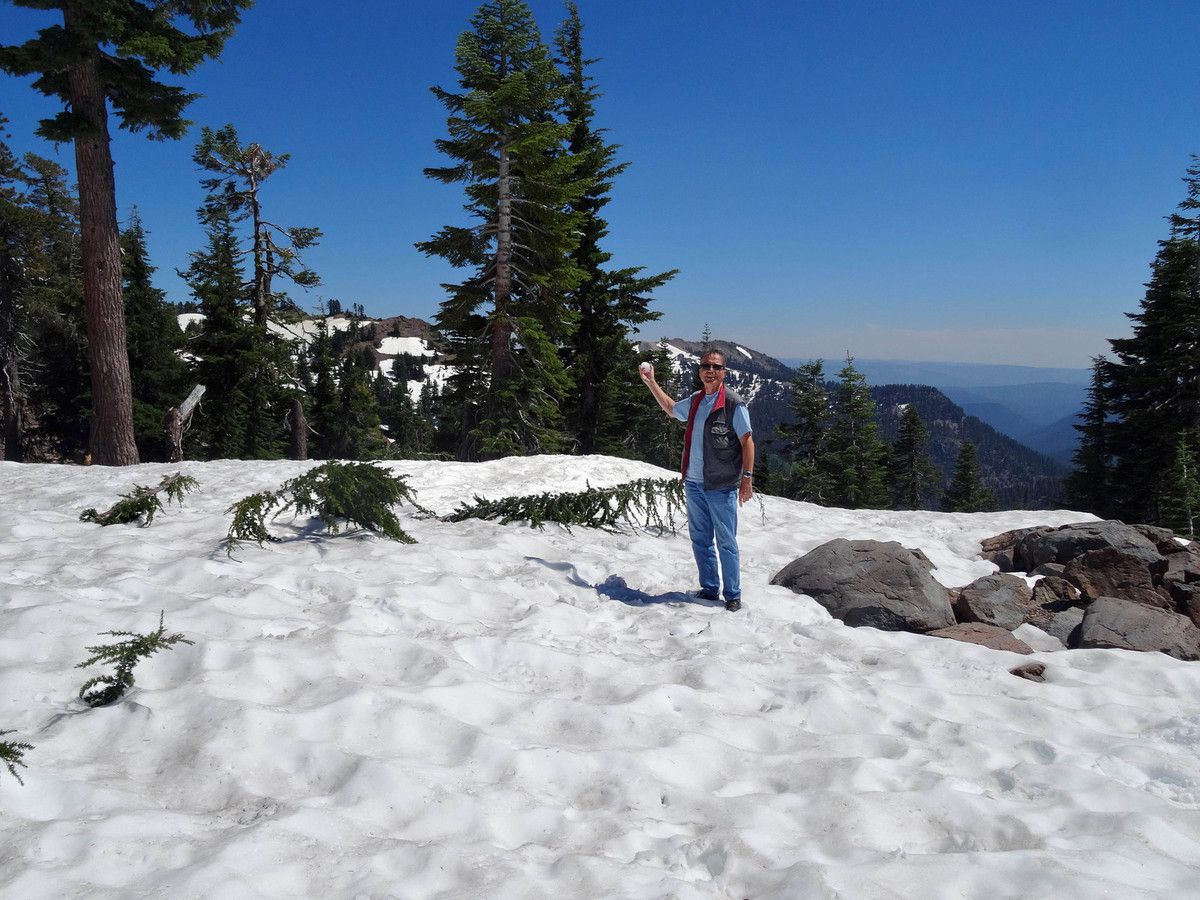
[741,471,753,479]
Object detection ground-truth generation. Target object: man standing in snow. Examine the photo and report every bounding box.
[639,349,755,611]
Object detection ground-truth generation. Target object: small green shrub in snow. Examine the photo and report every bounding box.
[447,478,685,533]
[80,473,199,526]
[226,461,427,553]
[76,612,193,708]
[0,731,33,785]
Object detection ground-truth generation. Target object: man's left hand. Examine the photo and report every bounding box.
[738,477,753,506]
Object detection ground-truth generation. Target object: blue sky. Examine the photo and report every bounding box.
[3,0,1199,367]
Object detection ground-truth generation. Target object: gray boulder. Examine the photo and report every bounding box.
[1076,596,1200,661]
[1027,577,1084,645]
[771,539,955,633]
[1063,547,1172,609]
[1013,520,1165,571]
[953,573,1033,630]
[927,623,1033,654]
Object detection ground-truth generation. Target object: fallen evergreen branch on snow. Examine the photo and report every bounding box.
[226,461,428,553]
[76,612,194,708]
[0,731,33,786]
[447,478,685,533]
[80,473,199,527]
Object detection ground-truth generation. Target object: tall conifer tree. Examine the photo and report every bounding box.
[778,359,832,502]
[1105,158,1200,522]
[17,153,89,458]
[888,403,939,510]
[822,356,889,508]
[184,207,250,459]
[120,209,187,460]
[1065,356,1113,516]
[418,0,583,460]
[554,1,674,455]
[0,0,252,465]
[942,441,996,512]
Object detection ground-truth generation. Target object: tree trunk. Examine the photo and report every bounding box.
[1,356,23,462]
[290,396,307,460]
[65,2,138,466]
[250,172,267,326]
[491,137,514,382]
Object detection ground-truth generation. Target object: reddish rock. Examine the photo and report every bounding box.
[1064,547,1172,610]
[927,623,1033,655]
[954,573,1033,630]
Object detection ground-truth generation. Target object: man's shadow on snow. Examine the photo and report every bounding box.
[526,557,721,608]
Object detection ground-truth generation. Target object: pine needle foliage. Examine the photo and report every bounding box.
[0,730,33,786]
[447,478,685,533]
[75,612,193,708]
[80,473,199,526]
[226,462,427,552]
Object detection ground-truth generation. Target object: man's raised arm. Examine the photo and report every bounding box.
[639,364,678,417]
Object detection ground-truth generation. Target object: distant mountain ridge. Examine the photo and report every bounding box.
[646,339,1066,508]
[777,358,1088,464]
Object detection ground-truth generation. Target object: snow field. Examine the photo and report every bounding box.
[1,456,1199,898]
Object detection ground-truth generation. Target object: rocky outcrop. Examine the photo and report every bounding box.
[978,521,1200,660]
[1013,521,1165,571]
[770,539,955,633]
[1076,597,1200,661]
[771,521,1200,665]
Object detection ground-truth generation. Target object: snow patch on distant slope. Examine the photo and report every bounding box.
[379,336,434,357]
[736,345,752,359]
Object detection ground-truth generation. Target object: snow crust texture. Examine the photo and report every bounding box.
[2,456,1199,898]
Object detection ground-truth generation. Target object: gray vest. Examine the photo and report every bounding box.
[685,387,745,491]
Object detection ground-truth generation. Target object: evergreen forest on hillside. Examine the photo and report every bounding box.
[0,0,1196,525]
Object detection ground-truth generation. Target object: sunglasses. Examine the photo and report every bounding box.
[699,363,725,371]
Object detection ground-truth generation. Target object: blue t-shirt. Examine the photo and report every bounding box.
[672,392,752,484]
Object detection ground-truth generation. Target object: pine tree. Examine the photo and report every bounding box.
[554,1,675,455]
[1,0,252,465]
[0,119,31,461]
[822,356,889,508]
[778,359,832,503]
[1105,157,1200,523]
[417,0,583,460]
[627,341,683,471]
[14,152,89,460]
[1159,430,1200,538]
[329,347,386,460]
[184,207,251,459]
[888,403,939,510]
[121,209,187,460]
[307,316,339,458]
[942,441,997,512]
[1065,356,1113,516]
[192,124,321,327]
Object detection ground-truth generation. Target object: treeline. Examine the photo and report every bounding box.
[1067,157,1200,536]
[763,357,997,513]
[0,0,679,469]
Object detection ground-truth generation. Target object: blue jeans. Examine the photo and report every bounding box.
[684,480,740,600]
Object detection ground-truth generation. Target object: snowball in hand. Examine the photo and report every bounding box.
[639,362,652,374]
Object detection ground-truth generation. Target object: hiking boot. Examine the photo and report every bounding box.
[724,597,742,612]
[695,589,720,602]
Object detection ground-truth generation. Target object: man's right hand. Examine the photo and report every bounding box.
[638,363,654,385]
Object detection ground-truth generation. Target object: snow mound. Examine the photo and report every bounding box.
[1,456,1197,897]
[379,336,435,357]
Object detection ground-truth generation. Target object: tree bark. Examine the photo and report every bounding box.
[290,396,307,460]
[65,2,139,466]
[491,136,514,382]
